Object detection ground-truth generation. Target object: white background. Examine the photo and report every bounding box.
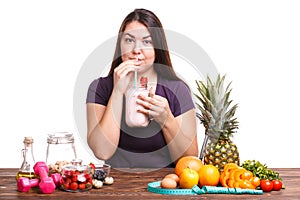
[1,0,299,168]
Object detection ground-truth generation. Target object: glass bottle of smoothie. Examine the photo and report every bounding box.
[125,76,150,127]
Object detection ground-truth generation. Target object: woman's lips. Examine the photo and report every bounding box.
[135,59,142,65]
[130,57,143,65]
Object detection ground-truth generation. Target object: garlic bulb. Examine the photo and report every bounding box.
[104,177,114,185]
[92,179,103,188]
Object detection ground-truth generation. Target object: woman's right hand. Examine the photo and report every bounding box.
[113,60,138,94]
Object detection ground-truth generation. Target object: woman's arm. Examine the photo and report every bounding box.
[86,89,123,160]
[137,91,199,163]
[87,60,138,160]
[161,108,199,162]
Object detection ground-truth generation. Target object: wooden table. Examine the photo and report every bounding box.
[0,168,299,199]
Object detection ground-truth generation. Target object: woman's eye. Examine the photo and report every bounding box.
[125,38,134,43]
[143,39,152,45]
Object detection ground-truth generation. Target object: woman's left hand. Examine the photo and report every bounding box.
[136,87,172,126]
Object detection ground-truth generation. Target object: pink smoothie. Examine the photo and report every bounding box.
[125,86,149,127]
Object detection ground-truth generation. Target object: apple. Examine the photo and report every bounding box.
[179,168,199,189]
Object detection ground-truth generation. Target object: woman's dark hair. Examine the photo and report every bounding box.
[108,8,180,81]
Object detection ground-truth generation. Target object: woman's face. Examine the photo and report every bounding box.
[120,21,155,72]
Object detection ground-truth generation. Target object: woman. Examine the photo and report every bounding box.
[86,8,198,168]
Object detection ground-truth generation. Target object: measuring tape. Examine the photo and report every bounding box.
[147,181,263,195]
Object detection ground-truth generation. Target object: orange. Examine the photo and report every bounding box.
[198,165,220,187]
[179,168,199,189]
[175,156,203,176]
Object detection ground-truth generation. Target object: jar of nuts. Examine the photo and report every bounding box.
[46,132,77,173]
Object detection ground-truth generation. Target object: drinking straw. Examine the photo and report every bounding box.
[134,56,139,89]
[134,68,137,89]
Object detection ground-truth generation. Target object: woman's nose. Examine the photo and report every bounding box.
[133,40,142,53]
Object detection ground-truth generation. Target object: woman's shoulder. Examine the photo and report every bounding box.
[157,76,194,117]
[86,74,113,104]
[158,76,190,92]
[89,74,113,89]
[92,74,113,84]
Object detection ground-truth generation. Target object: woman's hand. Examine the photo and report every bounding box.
[137,87,172,126]
[113,60,137,94]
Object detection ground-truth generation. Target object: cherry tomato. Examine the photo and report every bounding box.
[78,183,86,190]
[260,179,273,192]
[63,183,69,190]
[272,180,283,191]
[72,174,78,182]
[70,182,78,190]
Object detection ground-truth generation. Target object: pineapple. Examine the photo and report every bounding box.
[195,74,240,172]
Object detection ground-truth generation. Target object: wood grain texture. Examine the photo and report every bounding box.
[0,168,299,199]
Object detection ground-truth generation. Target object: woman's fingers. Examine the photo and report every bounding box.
[114,61,136,79]
[136,94,168,117]
[138,93,167,108]
[148,87,155,98]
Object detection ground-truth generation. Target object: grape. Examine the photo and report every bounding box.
[93,169,107,181]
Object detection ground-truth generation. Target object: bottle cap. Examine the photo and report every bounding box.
[23,137,33,146]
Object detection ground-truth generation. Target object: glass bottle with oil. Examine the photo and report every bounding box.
[16,137,37,180]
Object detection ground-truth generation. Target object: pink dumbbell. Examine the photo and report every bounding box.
[50,173,61,187]
[17,173,61,192]
[33,161,56,194]
[17,178,39,192]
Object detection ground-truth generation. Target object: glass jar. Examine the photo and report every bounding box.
[46,132,77,167]
[125,77,150,127]
[60,159,92,192]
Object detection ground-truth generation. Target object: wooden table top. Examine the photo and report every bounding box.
[0,168,299,199]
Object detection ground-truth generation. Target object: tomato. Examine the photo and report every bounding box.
[260,179,273,192]
[272,180,283,191]
[72,174,78,182]
[70,182,78,190]
[78,183,86,190]
[62,183,69,190]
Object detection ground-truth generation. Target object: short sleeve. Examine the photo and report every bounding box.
[172,81,195,117]
[156,78,195,117]
[86,75,113,106]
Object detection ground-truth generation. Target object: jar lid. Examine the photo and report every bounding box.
[62,164,90,172]
[71,158,83,166]
[47,132,74,144]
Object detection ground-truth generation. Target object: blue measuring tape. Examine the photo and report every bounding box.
[147,181,263,195]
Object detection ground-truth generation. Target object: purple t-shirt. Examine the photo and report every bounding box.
[86,74,195,168]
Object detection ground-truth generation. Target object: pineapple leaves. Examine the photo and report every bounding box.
[194,74,239,139]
